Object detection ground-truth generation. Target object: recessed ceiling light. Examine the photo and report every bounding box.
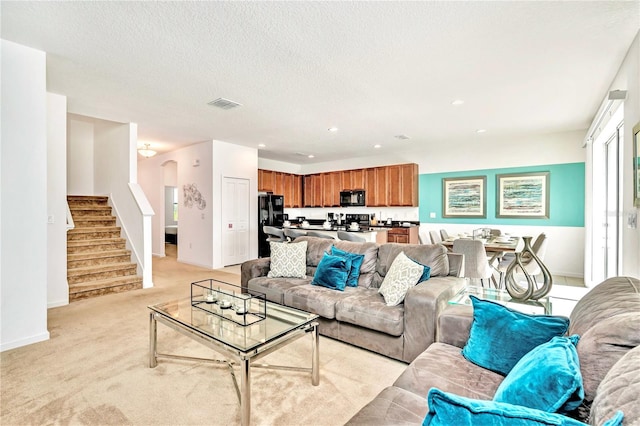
[476,129,487,133]
[308,154,315,158]
[328,127,339,132]
[258,143,265,148]
[452,99,465,106]
[374,144,382,149]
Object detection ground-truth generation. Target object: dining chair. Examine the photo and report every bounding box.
[440,229,450,240]
[496,233,547,288]
[429,230,443,244]
[284,228,307,241]
[337,231,366,242]
[419,228,432,244]
[263,226,286,242]
[452,239,495,287]
[307,231,335,239]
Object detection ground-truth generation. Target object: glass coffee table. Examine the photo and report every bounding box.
[148,286,319,426]
[449,285,552,315]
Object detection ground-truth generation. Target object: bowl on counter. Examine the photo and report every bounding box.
[349,222,360,231]
[301,221,310,229]
[283,220,291,227]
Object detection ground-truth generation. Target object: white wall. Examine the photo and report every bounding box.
[67,115,95,195]
[47,93,69,308]
[211,140,259,268]
[138,141,259,268]
[1,40,50,351]
[606,31,640,279]
[93,121,154,287]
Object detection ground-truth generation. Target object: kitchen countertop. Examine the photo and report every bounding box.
[282,224,417,233]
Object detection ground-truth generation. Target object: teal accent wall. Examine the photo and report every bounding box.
[419,163,584,227]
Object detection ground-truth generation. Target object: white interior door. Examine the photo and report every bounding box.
[222,177,250,266]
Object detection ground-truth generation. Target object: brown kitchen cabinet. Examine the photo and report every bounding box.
[365,167,389,207]
[304,174,323,207]
[273,171,285,196]
[387,226,419,244]
[387,163,418,207]
[322,172,341,207]
[283,173,302,208]
[258,169,275,192]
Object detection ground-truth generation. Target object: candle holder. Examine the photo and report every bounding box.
[191,279,266,326]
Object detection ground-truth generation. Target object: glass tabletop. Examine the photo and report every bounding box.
[449,285,551,315]
[149,298,318,353]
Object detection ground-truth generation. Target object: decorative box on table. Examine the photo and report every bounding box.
[191,279,266,326]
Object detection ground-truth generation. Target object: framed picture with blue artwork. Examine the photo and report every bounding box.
[442,176,486,218]
[497,172,550,219]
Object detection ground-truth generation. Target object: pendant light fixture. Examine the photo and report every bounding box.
[138,143,157,158]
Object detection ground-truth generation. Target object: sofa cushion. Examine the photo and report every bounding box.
[283,284,358,319]
[247,276,310,304]
[424,389,598,426]
[311,252,351,291]
[344,386,428,425]
[493,335,584,414]
[296,237,379,288]
[590,345,640,426]
[393,342,504,401]
[267,241,307,278]
[331,246,365,287]
[576,312,640,403]
[462,296,570,376]
[569,276,640,338]
[373,243,450,288]
[378,251,424,306]
[336,287,405,336]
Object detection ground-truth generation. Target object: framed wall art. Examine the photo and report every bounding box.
[442,176,486,218]
[497,171,550,219]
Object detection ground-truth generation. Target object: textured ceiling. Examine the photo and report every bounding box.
[2,1,639,164]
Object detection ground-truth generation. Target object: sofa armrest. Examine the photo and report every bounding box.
[437,304,473,349]
[402,276,466,362]
[240,257,271,292]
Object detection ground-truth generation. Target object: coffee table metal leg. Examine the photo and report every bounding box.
[149,312,157,368]
[311,322,319,385]
[240,357,250,426]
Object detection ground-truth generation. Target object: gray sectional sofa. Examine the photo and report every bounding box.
[240,236,466,363]
[346,276,640,425]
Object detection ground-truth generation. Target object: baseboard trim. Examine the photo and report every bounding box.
[1,331,50,352]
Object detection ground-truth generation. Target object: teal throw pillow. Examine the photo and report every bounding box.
[331,246,365,287]
[423,389,625,426]
[494,335,584,414]
[408,256,431,283]
[311,252,351,291]
[462,296,570,376]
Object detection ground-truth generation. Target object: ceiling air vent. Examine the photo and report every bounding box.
[394,134,410,140]
[208,98,242,110]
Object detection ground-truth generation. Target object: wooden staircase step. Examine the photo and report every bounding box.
[72,216,117,227]
[68,249,132,268]
[67,226,121,241]
[69,276,143,301]
[67,238,127,253]
[67,195,109,206]
[68,206,113,216]
[67,262,137,284]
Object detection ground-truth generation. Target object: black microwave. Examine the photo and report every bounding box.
[340,190,366,207]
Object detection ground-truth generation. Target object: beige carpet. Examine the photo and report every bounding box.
[0,252,406,425]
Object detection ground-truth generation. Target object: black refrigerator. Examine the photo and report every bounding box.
[258,194,285,257]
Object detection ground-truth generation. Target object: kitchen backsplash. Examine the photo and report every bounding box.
[284,207,419,223]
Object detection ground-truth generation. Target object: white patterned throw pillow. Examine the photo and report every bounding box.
[267,241,308,279]
[378,251,424,306]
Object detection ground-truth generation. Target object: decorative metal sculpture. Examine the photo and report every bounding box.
[505,236,553,301]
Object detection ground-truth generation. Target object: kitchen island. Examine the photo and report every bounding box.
[282,225,388,243]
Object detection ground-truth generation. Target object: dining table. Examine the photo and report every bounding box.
[441,235,520,263]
